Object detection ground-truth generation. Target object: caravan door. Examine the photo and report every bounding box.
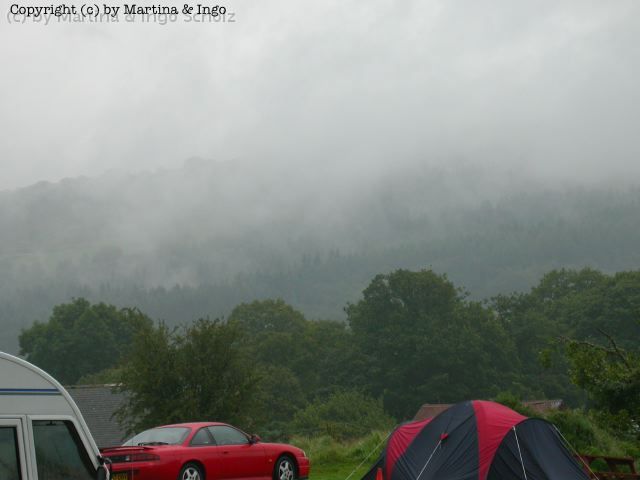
[0,417,29,480]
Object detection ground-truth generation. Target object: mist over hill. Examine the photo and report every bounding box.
[1,158,639,354]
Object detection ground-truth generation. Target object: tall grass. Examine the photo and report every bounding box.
[292,431,389,480]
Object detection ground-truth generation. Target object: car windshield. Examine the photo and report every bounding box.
[123,427,191,446]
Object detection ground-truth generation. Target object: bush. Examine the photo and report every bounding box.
[545,409,598,453]
[292,390,395,440]
[546,409,640,471]
[493,392,536,417]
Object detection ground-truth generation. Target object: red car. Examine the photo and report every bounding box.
[101,422,310,480]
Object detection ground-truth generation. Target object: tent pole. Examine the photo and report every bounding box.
[415,439,442,480]
[552,425,600,480]
[512,426,529,480]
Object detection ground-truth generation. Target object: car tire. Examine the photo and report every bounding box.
[274,455,297,480]
[179,462,204,480]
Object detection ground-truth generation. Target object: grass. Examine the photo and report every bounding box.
[291,431,389,480]
[309,463,363,480]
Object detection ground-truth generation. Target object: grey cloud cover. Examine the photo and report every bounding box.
[1,0,639,190]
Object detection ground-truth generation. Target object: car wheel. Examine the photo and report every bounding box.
[275,455,296,480]
[179,463,204,480]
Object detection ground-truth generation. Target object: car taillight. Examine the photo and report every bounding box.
[128,453,160,462]
[107,453,160,463]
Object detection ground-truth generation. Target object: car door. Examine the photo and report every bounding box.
[188,426,222,479]
[208,426,267,480]
[0,417,29,480]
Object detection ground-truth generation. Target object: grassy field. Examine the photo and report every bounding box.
[292,432,388,480]
[309,463,364,480]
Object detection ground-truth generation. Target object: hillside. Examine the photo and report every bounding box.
[1,160,640,353]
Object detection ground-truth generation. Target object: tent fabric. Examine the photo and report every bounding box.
[393,401,478,479]
[385,418,433,479]
[488,419,588,480]
[361,418,433,480]
[361,400,589,480]
[472,400,527,480]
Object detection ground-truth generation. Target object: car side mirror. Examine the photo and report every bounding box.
[96,465,109,480]
[249,434,261,444]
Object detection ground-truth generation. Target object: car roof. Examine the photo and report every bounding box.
[156,422,229,429]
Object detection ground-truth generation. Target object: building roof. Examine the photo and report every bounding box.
[413,403,454,421]
[66,385,128,448]
[523,399,564,414]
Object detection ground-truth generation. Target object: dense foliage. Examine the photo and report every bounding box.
[115,319,258,435]
[292,390,394,440]
[18,298,151,384]
[565,334,640,441]
[493,269,640,406]
[17,266,640,458]
[347,270,518,418]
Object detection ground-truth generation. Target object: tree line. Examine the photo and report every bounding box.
[3,186,640,358]
[18,267,640,447]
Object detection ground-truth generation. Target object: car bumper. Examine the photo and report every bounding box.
[109,462,176,480]
[297,456,311,478]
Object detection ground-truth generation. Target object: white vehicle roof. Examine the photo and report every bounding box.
[0,351,101,463]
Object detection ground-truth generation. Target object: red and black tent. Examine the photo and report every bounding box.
[362,400,589,480]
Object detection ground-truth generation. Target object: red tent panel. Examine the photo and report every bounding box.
[472,400,527,480]
[385,418,433,479]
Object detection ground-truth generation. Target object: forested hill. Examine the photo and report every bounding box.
[1,160,640,353]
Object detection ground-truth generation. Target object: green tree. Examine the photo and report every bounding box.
[493,268,640,404]
[347,269,519,419]
[228,299,310,429]
[19,298,152,384]
[229,299,307,371]
[117,318,258,435]
[295,320,370,400]
[250,364,307,438]
[564,331,640,440]
[229,299,307,335]
[230,299,368,404]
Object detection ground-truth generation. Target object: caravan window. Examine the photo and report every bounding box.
[32,420,95,480]
[0,427,21,480]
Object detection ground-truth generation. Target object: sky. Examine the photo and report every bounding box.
[1,0,639,191]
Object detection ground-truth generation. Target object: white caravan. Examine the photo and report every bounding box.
[0,351,109,480]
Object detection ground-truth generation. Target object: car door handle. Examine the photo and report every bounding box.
[223,451,229,454]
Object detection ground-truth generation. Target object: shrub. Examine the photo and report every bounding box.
[292,390,395,440]
[545,409,597,453]
[493,392,536,417]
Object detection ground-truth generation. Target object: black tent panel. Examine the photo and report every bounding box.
[488,419,589,480]
[391,401,479,480]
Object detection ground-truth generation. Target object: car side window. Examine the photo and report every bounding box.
[208,426,249,446]
[0,427,22,480]
[32,420,95,480]
[190,427,214,446]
